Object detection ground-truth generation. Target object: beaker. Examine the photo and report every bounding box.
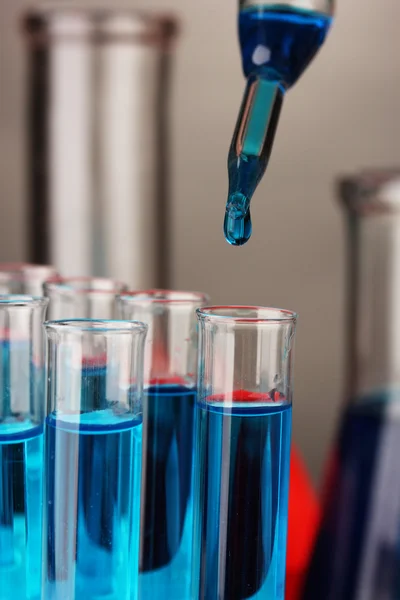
[192,306,297,600]
[303,170,400,599]
[0,295,48,600]
[42,318,147,600]
[44,276,128,320]
[0,263,58,295]
[117,290,209,600]
[22,7,178,288]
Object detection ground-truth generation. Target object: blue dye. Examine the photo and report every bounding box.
[43,411,142,600]
[0,422,43,600]
[239,6,332,85]
[192,399,292,600]
[225,6,332,246]
[139,385,196,600]
[303,392,400,600]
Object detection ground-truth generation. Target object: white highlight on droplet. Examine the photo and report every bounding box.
[252,45,271,66]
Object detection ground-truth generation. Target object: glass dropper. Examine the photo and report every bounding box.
[224,0,335,245]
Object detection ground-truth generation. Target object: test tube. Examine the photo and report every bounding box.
[0,263,58,295]
[42,319,147,600]
[192,306,297,600]
[117,290,209,600]
[0,295,48,600]
[44,276,128,319]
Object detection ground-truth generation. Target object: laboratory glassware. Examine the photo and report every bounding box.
[192,305,297,600]
[0,263,58,296]
[42,318,147,600]
[117,290,209,600]
[225,0,334,245]
[22,6,178,288]
[303,170,400,600]
[44,275,128,320]
[0,295,48,600]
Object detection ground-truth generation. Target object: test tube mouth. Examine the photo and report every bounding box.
[338,168,400,214]
[197,305,297,325]
[44,276,128,296]
[119,289,210,306]
[22,5,179,48]
[0,263,58,280]
[0,295,49,308]
[44,318,148,335]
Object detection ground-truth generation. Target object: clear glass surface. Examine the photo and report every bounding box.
[44,276,128,320]
[0,264,58,296]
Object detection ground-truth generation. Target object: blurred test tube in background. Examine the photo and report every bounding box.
[22,6,178,288]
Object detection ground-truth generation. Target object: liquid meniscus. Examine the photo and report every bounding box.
[225,5,332,245]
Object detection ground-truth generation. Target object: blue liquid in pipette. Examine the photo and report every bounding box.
[44,411,142,600]
[303,392,400,600]
[139,385,195,600]
[192,400,291,600]
[0,423,43,600]
[225,6,332,245]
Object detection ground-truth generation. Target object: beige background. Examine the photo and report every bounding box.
[1,0,400,482]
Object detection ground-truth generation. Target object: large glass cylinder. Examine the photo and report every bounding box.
[303,170,400,600]
[22,7,178,288]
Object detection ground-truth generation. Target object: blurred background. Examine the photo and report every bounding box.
[1,0,400,485]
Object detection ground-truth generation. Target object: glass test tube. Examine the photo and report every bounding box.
[0,264,58,296]
[42,319,147,600]
[44,276,128,320]
[117,290,209,600]
[0,295,48,600]
[192,306,297,600]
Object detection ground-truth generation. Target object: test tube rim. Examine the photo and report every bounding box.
[119,289,210,306]
[0,295,49,308]
[44,276,128,297]
[44,318,148,336]
[197,305,297,325]
[0,263,58,279]
[22,6,179,47]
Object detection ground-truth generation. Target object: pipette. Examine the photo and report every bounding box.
[224,0,334,245]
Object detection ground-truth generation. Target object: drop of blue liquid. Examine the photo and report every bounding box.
[224,193,252,246]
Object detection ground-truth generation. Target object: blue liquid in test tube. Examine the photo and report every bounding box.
[140,384,196,596]
[0,297,48,600]
[193,397,291,600]
[42,320,147,600]
[117,290,208,600]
